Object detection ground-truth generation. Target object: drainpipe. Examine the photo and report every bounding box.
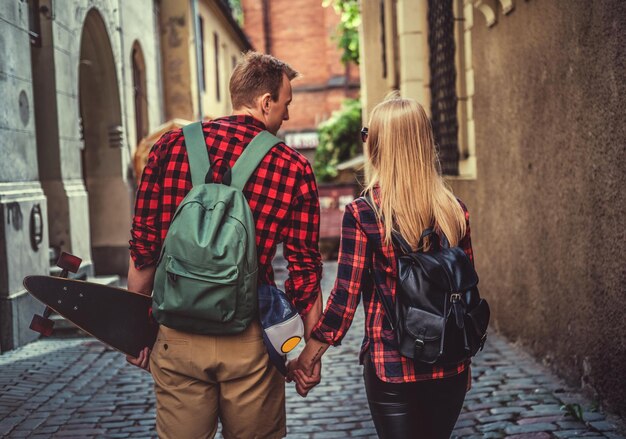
[262,0,271,54]
[191,0,204,120]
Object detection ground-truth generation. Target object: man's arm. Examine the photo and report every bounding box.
[127,257,155,296]
[290,202,371,394]
[287,289,324,397]
[302,289,322,341]
[125,259,156,370]
[126,130,173,370]
[281,160,323,396]
[283,160,322,316]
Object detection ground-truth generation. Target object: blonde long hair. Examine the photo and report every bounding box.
[364,95,466,249]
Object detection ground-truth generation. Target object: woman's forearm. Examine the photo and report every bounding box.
[299,337,330,373]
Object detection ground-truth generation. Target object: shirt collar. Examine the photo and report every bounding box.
[215,114,267,131]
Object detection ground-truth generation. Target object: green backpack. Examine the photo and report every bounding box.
[152,122,281,334]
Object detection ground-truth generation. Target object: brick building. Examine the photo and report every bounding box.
[240,0,360,162]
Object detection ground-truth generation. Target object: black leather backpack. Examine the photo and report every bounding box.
[364,197,490,366]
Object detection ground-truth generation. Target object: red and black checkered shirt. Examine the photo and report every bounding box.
[129,115,322,315]
[312,190,472,382]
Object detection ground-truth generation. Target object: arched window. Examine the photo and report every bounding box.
[131,42,149,145]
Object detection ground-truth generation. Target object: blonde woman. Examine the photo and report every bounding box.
[290,95,473,438]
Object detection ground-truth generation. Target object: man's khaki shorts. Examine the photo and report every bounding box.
[150,321,286,439]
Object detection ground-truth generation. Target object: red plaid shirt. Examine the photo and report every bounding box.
[312,190,472,382]
[129,115,322,315]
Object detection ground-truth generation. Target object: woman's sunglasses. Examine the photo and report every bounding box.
[360,127,368,143]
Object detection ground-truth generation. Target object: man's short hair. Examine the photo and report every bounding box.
[230,52,299,109]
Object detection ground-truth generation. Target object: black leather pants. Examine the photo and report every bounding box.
[363,354,468,439]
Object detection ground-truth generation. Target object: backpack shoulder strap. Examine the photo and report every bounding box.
[182,122,211,187]
[362,194,414,254]
[360,194,397,329]
[230,131,282,191]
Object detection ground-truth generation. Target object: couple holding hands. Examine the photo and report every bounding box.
[128,51,472,439]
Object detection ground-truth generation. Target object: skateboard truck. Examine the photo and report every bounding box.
[29,252,82,336]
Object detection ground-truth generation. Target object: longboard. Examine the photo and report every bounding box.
[25,254,157,358]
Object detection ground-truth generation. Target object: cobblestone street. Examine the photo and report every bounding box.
[1,0,624,436]
[0,257,623,438]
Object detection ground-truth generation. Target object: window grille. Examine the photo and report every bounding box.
[427,0,459,175]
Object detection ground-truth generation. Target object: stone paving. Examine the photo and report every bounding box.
[0,257,623,438]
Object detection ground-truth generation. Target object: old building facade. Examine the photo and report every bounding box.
[359,0,626,416]
[0,0,249,351]
[159,0,251,122]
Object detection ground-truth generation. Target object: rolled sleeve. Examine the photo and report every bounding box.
[129,133,170,269]
[283,161,323,316]
[312,203,370,346]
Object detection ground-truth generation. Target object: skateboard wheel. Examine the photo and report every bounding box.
[30,314,55,336]
[57,252,82,273]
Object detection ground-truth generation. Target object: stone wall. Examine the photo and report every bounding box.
[0,0,163,350]
[359,0,626,417]
[450,0,626,416]
[0,1,50,351]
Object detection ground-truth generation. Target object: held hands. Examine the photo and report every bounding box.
[285,337,329,397]
[286,356,321,397]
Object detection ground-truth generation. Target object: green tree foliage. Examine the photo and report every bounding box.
[314,99,362,182]
[228,0,243,26]
[323,0,361,65]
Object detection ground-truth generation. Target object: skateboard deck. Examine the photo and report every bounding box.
[24,275,158,358]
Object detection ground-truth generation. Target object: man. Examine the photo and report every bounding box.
[127,52,322,439]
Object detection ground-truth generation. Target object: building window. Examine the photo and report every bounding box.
[427,0,459,176]
[453,0,476,178]
[214,32,220,102]
[198,16,206,92]
[132,42,149,145]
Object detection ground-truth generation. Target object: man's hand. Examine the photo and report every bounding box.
[126,346,151,372]
[293,359,321,397]
[287,357,321,397]
[125,259,155,373]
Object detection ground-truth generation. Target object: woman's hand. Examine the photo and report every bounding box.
[286,337,330,396]
[287,357,321,397]
[292,360,321,396]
